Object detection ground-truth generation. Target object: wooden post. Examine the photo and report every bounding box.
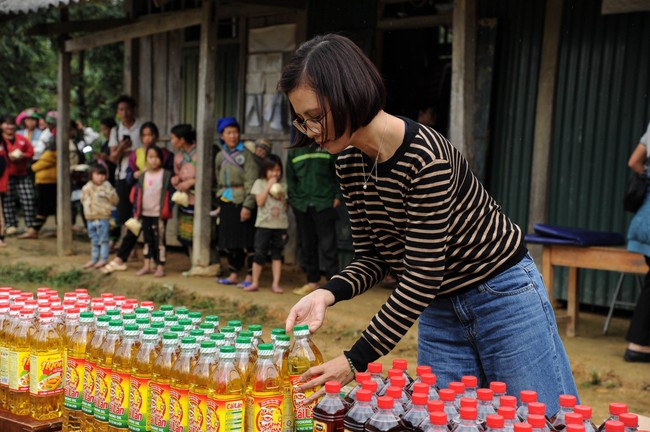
[124,39,139,98]
[56,48,72,256]
[192,0,218,268]
[449,0,476,167]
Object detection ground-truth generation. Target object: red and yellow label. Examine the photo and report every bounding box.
[206,396,244,432]
[0,346,9,387]
[247,394,283,432]
[94,365,111,422]
[290,375,316,432]
[81,360,95,416]
[8,350,30,392]
[30,352,63,396]
[150,381,171,432]
[108,371,130,428]
[169,386,190,432]
[129,376,151,432]
[64,356,85,410]
[188,391,208,432]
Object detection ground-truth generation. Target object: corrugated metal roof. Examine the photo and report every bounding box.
[0,0,82,15]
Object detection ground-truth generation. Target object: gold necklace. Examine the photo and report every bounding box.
[361,118,389,191]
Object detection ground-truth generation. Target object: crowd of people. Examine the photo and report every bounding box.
[0,95,343,294]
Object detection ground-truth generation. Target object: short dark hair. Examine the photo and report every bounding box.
[1,114,16,125]
[114,95,137,110]
[140,121,159,141]
[91,163,108,176]
[145,145,164,162]
[259,153,283,180]
[170,124,196,144]
[100,117,117,129]
[278,34,386,147]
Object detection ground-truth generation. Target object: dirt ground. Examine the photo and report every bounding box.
[1,227,649,420]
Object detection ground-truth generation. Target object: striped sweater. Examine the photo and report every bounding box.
[321,117,526,371]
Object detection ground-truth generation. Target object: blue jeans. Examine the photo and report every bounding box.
[418,253,579,415]
[88,219,110,263]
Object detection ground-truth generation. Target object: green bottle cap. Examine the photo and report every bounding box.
[151,322,164,329]
[109,320,123,328]
[123,313,136,320]
[221,326,235,334]
[227,320,242,327]
[97,315,112,323]
[181,337,196,345]
[239,330,254,338]
[151,311,165,318]
[160,305,173,311]
[188,312,202,320]
[201,341,217,349]
[248,324,262,332]
[276,334,291,342]
[178,319,193,327]
[170,325,185,333]
[136,318,150,325]
[163,332,178,340]
[293,324,309,332]
[235,337,251,345]
[175,307,189,315]
[80,311,95,319]
[199,323,213,331]
[205,315,219,323]
[190,329,205,337]
[124,324,139,332]
[257,343,274,353]
[106,309,120,317]
[135,307,149,314]
[220,345,235,353]
[210,333,225,341]
[271,328,286,335]
[143,328,158,336]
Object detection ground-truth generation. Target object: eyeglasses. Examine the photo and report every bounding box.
[292,110,329,136]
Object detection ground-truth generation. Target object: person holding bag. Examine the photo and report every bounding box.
[624,120,650,362]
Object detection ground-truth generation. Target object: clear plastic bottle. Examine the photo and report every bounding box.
[246,343,283,432]
[392,359,414,388]
[30,311,64,420]
[385,386,406,417]
[227,320,243,335]
[343,388,376,432]
[451,398,478,431]
[550,395,577,431]
[379,370,403,397]
[207,345,245,432]
[420,374,439,400]
[270,328,286,344]
[367,362,386,395]
[234,336,252,383]
[490,383,506,410]
[221,326,237,346]
[248,324,264,349]
[457,407,481,432]
[0,303,18,410]
[204,315,220,333]
[402,392,429,432]
[423,411,449,432]
[62,307,81,387]
[95,319,123,432]
[411,383,430,404]
[188,340,217,432]
[188,312,202,329]
[516,391,538,422]
[498,406,517,432]
[574,405,598,432]
[108,324,140,431]
[151,332,179,432]
[273,334,293,432]
[528,402,555,432]
[63,311,95,431]
[313,381,348,432]
[604,422,625,432]
[565,413,584,428]
[408,365,432,393]
[8,308,35,416]
[386,375,410,410]
[438,389,459,424]
[83,315,110,432]
[415,400,444,432]
[344,372,372,405]
[129,328,160,432]
[365,396,407,432]
[361,380,379,408]
[169,336,197,432]
[529,415,552,432]
[288,324,324,432]
[477,389,497,423]
[449,382,466,410]
[619,414,638,432]
[461,376,478,400]
[486,414,505,432]
[597,404,627,432]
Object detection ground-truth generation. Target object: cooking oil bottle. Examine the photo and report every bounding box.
[62,308,81,391]
[246,343,283,432]
[207,345,245,432]
[273,334,293,432]
[83,315,110,432]
[108,324,140,431]
[235,336,252,384]
[0,303,19,410]
[63,311,95,431]
[151,332,179,432]
[188,340,218,432]
[30,310,64,420]
[9,308,35,416]
[129,328,160,432]
[95,320,123,432]
[288,324,324,432]
[169,337,197,432]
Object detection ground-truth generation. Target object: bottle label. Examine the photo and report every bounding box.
[188,392,208,432]
[283,383,294,432]
[29,352,63,396]
[108,371,130,428]
[0,346,8,387]
[94,365,111,422]
[169,386,190,432]
[314,420,328,432]
[206,396,244,432]
[290,374,316,432]
[64,356,85,410]
[81,360,96,415]
[151,381,171,432]
[247,394,283,432]
[129,376,151,432]
[8,350,30,392]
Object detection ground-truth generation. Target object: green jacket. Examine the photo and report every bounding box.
[286,147,341,213]
[214,144,257,209]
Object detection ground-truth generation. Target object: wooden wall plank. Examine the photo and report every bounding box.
[152,32,169,132]
[138,35,153,121]
[167,29,183,133]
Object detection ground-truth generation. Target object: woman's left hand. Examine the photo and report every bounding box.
[294,354,354,405]
[241,207,251,222]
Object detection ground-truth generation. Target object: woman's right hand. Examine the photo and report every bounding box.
[285,289,335,334]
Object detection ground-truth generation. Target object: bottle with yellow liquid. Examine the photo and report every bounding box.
[63,311,95,432]
[188,340,217,432]
[83,315,110,432]
[234,336,252,384]
[9,308,35,416]
[0,301,16,410]
[30,310,64,420]
[238,331,257,364]
[273,334,293,432]
[129,328,159,432]
[221,326,236,346]
[62,308,81,401]
[207,345,245,432]
[245,343,283,432]
[151,332,179,432]
[247,325,263,349]
[204,315,219,333]
[169,336,197,432]
[288,324,324,432]
[108,324,140,431]
[95,320,123,432]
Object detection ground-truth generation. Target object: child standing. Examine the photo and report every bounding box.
[246,154,288,293]
[81,164,119,269]
[130,145,174,277]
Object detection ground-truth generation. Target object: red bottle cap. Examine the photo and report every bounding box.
[490,381,507,394]
[412,383,429,395]
[75,288,88,294]
[477,388,493,401]
[387,369,402,379]
[528,415,547,428]
[439,389,455,402]
[362,380,378,393]
[103,300,116,308]
[377,396,394,410]
[559,395,577,408]
[39,311,53,319]
[462,376,478,388]
[367,362,383,374]
[609,403,628,416]
[101,293,114,299]
[428,400,444,413]
[62,306,76,315]
[449,382,465,394]
[619,414,638,428]
[605,421,625,432]
[499,406,516,420]
[113,295,126,302]
[422,373,437,386]
[0,287,12,292]
[140,301,154,307]
[567,425,586,432]
[460,407,477,421]
[528,402,546,416]
[355,372,371,384]
[125,298,138,305]
[325,381,340,394]
[385,386,402,400]
[412,393,428,406]
[520,390,537,403]
[356,389,372,402]
[500,395,518,408]
[416,365,432,377]
[487,414,505,429]
[460,397,477,408]
[393,359,408,371]
[121,303,134,311]
[390,375,406,389]
[515,423,534,432]
[565,413,584,425]
[574,405,592,419]
[431,411,448,426]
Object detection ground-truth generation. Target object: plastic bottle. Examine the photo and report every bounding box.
[366,362,386,395]
[188,312,202,329]
[365,396,407,432]
[411,384,430,405]
[83,315,111,432]
[451,398,479,431]
[222,326,237,346]
[248,324,263,347]
[565,413,584,427]
[207,345,245,432]
[151,332,179,432]
[619,414,638,432]
[379,370,403,397]
[273,334,293,432]
[498,406,517,432]
[500,397,518,410]
[529,415,553,432]
[204,315,220,332]
[402,392,429,432]
[449,382,466,410]
[29,311,64,420]
[421,374,440,400]
[415,400,444,432]
[439,389,459,424]
[516,423,534,432]
[408,366,432,393]
[288,324,324,432]
[108,324,140,431]
[550,395,577,431]
[477,389,497,423]
[62,308,81,385]
[461,376,478,400]
[361,380,379,408]
[228,320,243,335]
[385,386,406,417]
[175,307,189,321]
[574,405,598,432]
[95,320,123,432]
[313,381,348,432]
[457,407,481,432]
[597,404,627,432]
[246,343,284,432]
[344,372,372,405]
[8,308,35,416]
[0,303,19,410]
[490,383,506,410]
[423,411,449,432]
[604,422,625,432]
[566,425,586,432]
[486,414,505,432]
[63,311,95,431]
[129,328,160,432]
[516,391,538,422]
[188,340,217,432]
[343,388,376,432]
[392,359,414,388]
[270,328,286,344]
[169,336,197,432]
[235,336,253,383]
[387,375,410,410]
[528,402,555,432]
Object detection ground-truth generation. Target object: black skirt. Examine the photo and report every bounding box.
[218,202,255,250]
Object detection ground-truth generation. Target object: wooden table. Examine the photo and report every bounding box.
[0,409,61,431]
[541,245,647,337]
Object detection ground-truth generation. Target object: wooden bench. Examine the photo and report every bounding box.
[0,409,61,432]
[541,245,647,337]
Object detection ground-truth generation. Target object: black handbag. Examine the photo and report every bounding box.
[623,172,647,213]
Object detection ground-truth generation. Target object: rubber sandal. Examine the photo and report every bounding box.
[237,280,253,289]
[217,278,237,285]
[101,261,127,274]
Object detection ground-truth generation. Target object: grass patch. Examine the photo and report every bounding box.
[0,264,102,291]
